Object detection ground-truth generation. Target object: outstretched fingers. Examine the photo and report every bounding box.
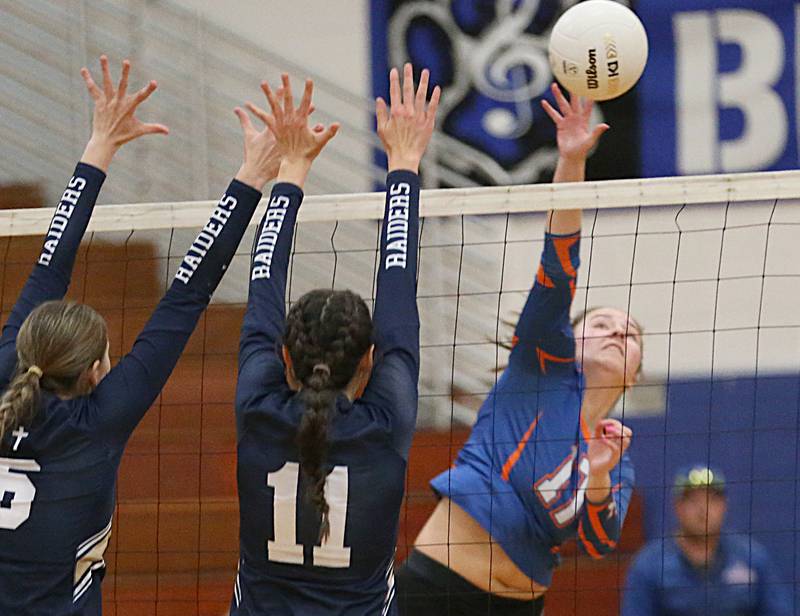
[541,99,563,124]
[234,107,254,133]
[132,80,158,107]
[570,90,582,114]
[281,73,294,114]
[551,82,571,116]
[261,81,284,123]
[81,68,102,101]
[316,122,340,148]
[100,55,114,100]
[427,85,441,125]
[590,123,610,143]
[297,79,314,117]
[245,101,271,124]
[117,59,130,99]
[415,69,430,115]
[388,67,401,110]
[376,96,389,126]
[138,122,169,136]
[402,63,414,111]
[249,102,277,135]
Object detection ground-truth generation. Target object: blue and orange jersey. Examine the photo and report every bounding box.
[233,171,420,615]
[430,230,635,587]
[0,163,262,615]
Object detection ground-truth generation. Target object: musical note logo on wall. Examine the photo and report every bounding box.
[371,0,623,188]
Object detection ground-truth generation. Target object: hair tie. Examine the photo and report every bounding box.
[313,363,331,378]
[26,365,43,378]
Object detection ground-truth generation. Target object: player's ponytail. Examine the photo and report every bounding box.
[284,289,373,542]
[0,301,107,451]
[0,366,42,449]
[297,364,336,540]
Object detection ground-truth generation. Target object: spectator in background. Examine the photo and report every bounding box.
[623,465,791,616]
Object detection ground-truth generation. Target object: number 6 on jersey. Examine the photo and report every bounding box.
[0,458,41,530]
[267,462,351,568]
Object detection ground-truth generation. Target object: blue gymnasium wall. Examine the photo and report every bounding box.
[625,375,800,589]
[636,0,798,176]
[371,0,800,184]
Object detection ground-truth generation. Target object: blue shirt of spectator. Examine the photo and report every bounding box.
[623,466,791,616]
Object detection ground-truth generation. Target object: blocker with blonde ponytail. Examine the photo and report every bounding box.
[0,53,275,614]
[0,301,106,451]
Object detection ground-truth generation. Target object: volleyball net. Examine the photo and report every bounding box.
[2,170,800,614]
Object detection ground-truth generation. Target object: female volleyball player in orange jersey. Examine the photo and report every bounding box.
[396,83,642,616]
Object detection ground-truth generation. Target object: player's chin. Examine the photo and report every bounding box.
[587,356,628,387]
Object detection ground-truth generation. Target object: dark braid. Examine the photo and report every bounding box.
[284,289,373,541]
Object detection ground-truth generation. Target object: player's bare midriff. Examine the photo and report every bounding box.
[413,497,548,600]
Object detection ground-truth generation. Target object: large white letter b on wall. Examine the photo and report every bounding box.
[674,9,787,174]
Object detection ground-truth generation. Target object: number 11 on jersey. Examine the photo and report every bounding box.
[267,462,352,568]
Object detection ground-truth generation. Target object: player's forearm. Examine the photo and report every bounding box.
[94,179,263,437]
[387,155,420,174]
[98,288,209,437]
[80,138,118,174]
[512,230,579,356]
[586,469,612,504]
[37,163,106,282]
[275,158,313,190]
[578,474,621,559]
[373,170,420,339]
[172,178,261,296]
[243,182,303,339]
[546,156,585,235]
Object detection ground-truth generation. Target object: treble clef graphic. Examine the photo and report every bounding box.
[471,0,551,139]
[385,0,608,187]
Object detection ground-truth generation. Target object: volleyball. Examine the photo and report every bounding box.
[548,0,649,101]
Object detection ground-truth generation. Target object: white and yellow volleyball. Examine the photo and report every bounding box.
[548,0,649,101]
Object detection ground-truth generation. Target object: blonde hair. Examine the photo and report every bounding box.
[0,301,107,447]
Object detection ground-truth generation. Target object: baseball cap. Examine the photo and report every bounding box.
[673,465,726,498]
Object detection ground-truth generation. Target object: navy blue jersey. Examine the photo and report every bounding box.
[431,231,635,587]
[623,534,792,616]
[0,164,262,615]
[233,172,420,615]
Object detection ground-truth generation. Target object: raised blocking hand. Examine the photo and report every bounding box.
[541,82,608,163]
[376,63,441,173]
[256,74,339,188]
[80,55,168,171]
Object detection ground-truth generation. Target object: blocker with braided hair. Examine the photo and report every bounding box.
[232,64,439,615]
[284,289,373,541]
